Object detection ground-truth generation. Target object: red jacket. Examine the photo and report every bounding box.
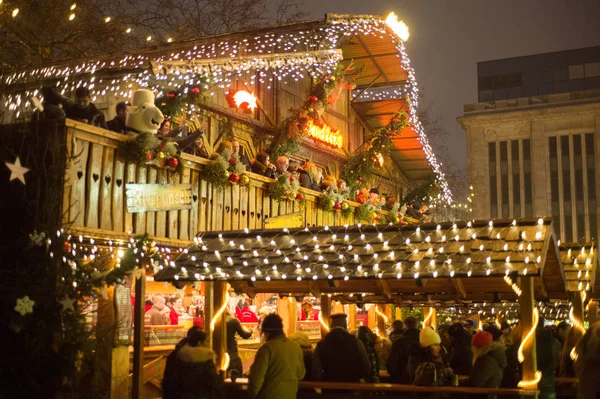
[240,307,258,323]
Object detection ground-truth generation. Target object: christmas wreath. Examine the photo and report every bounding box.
[202,148,249,190]
[119,132,184,173]
[268,174,304,203]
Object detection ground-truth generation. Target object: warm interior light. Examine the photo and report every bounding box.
[385,12,410,41]
[233,90,257,111]
[518,308,539,363]
[318,311,330,332]
[306,120,343,149]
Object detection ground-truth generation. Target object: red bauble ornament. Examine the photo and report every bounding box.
[375,214,381,221]
[296,193,304,201]
[333,201,341,211]
[167,92,176,99]
[228,157,236,166]
[190,87,200,94]
[289,176,294,183]
[229,173,240,183]
[390,118,397,123]
[168,157,179,169]
[146,151,152,161]
[63,241,71,252]
[309,95,319,102]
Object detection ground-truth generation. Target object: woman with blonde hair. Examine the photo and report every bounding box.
[298,161,320,191]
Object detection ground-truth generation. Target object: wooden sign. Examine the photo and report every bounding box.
[126,183,192,213]
[306,120,343,149]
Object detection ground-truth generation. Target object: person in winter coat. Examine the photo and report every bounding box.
[162,327,223,399]
[469,330,507,397]
[501,325,522,389]
[389,320,405,342]
[226,313,253,381]
[312,313,371,383]
[357,326,380,382]
[250,152,274,177]
[107,102,130,134]
[289,331,314,381]
[248,314,305,399]
[447,322,474,375]
[575,321,600,399]
[64,87,107,129]
[387,316,421,383]
[298,161,321,191]
[407,327,454,386]
[536,324,561,399]
[559,324,579,377]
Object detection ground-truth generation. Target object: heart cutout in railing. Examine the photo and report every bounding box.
[256,213,261,219]
[242,210,246,217]
[209,199,213,205]
[234,208,239,215]
[104,175,111,185]
[225,206,230,213]
[116,179,123,187]
[250,212,255,218]
[201,197,207,204]
[77,171,83,180]
[92,173,99,182]
[192,195,198,202]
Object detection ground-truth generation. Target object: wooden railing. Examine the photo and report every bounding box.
[61,119,362,243]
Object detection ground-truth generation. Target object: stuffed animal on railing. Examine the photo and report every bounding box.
[125,89,164,134]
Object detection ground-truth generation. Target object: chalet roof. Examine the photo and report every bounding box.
[3,13,448,196]
[153,217,596,302]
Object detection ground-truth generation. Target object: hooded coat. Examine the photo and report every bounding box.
[248,334,305,399]
[575,322,600,399]
[449,327,474,376]
[312,327,371,383]
[470,341,508,389]
[387,328,421,383]
[162,343,223,399]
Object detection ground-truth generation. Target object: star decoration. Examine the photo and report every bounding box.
[5,156,30,185]
[14,295,35,316]
[60,294,76,312]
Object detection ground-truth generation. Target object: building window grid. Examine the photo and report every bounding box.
[488,139,533,219]
[547,133,597,243]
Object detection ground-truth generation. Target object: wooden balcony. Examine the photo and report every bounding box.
[61,119,367,244]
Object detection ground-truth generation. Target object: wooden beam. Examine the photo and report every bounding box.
[212,282,228,371]
[348,304,357,331]
[320,295,331,338]
[131,270,146,399]
[308,281,321,297]
[519,277,538,390]
[451,278,467,301]
[376,280,392,300]
[377,304,387,335]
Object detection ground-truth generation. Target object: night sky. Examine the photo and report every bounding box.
[302,0,600,179]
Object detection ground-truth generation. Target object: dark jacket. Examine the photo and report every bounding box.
[162,343,223,399]
[536,326,560,398]
[357,327,380,382]
[407,345,453,386]
[387,328,421,383]
[250,159,271,177]
[65,103,107,129]
[470,341,507,390]
[107,116,127,134]
[298,169,320,191]
[389,329,404,342]
[501,341,520,388]
[449,329,474,375]
[312,327,371,383]
[226,315,252,359]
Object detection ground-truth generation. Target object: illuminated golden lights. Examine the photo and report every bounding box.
[375,305,389,324]
[518,370,541,389]
[210,286,230,332]
[233,90,258,111]
[518,308,539,363]
[385,12,410,41]
[306,120,343,149]
[318,311,330,332]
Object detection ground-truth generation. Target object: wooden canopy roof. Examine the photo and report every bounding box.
[153,217,595,303]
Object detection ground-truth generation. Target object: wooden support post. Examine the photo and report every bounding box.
[204,282,215,349]
[349,304,357,331]
[377,304,387,336]
[395,307,402,321]
[571,291,584,326]
[212,282,228,371]
[368,305,376,330]
[518,277,537,390]
[423,307,437,331]
[277,296,297,336]
[320,295,331,338]
[332,300,344,314]
[588,300,599,325]
[131,270,146,399]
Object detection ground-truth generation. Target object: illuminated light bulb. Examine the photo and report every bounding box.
[489,221,493,227]
[436,225,441,230]
[405,238,411,245]
[146,36,152,41]
[344,276,349,281]
[503,243,508,251]
[104,16,111,23]
[538,218,543,225]
[455,235,460,242]
[450,270,455,277]
[282,274,287,279]
[441,235,446,242]
[296,276,302,281]
[12,8,19,17]
[467,270,472,277]
[452,223,457,230]
[70,3,76,10]
[414,272,419,279]
[439,247,444,253]
[416,227,421,233]
[459,245,464,253]
[466,257,471,264]
[312,275,318,280]
[536,256,541,263]
[251,276,256,282]
[486,269,491,275]
[397,273,402,279]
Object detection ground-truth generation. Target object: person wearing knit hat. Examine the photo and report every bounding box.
[469,330,507,390]
[312,312,371,384]
[289,331,315,382]
[406,327,454,386]
[248,314,305,399]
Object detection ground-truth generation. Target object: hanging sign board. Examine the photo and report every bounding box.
[126,183,192,213]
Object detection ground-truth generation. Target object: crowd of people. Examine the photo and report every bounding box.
[161,310,600,399]
[144,294,205,327]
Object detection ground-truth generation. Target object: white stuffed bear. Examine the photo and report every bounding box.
[126,89,164,134]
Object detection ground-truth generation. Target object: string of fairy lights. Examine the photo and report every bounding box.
[1,12,454,203]
[154,218,552,284]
